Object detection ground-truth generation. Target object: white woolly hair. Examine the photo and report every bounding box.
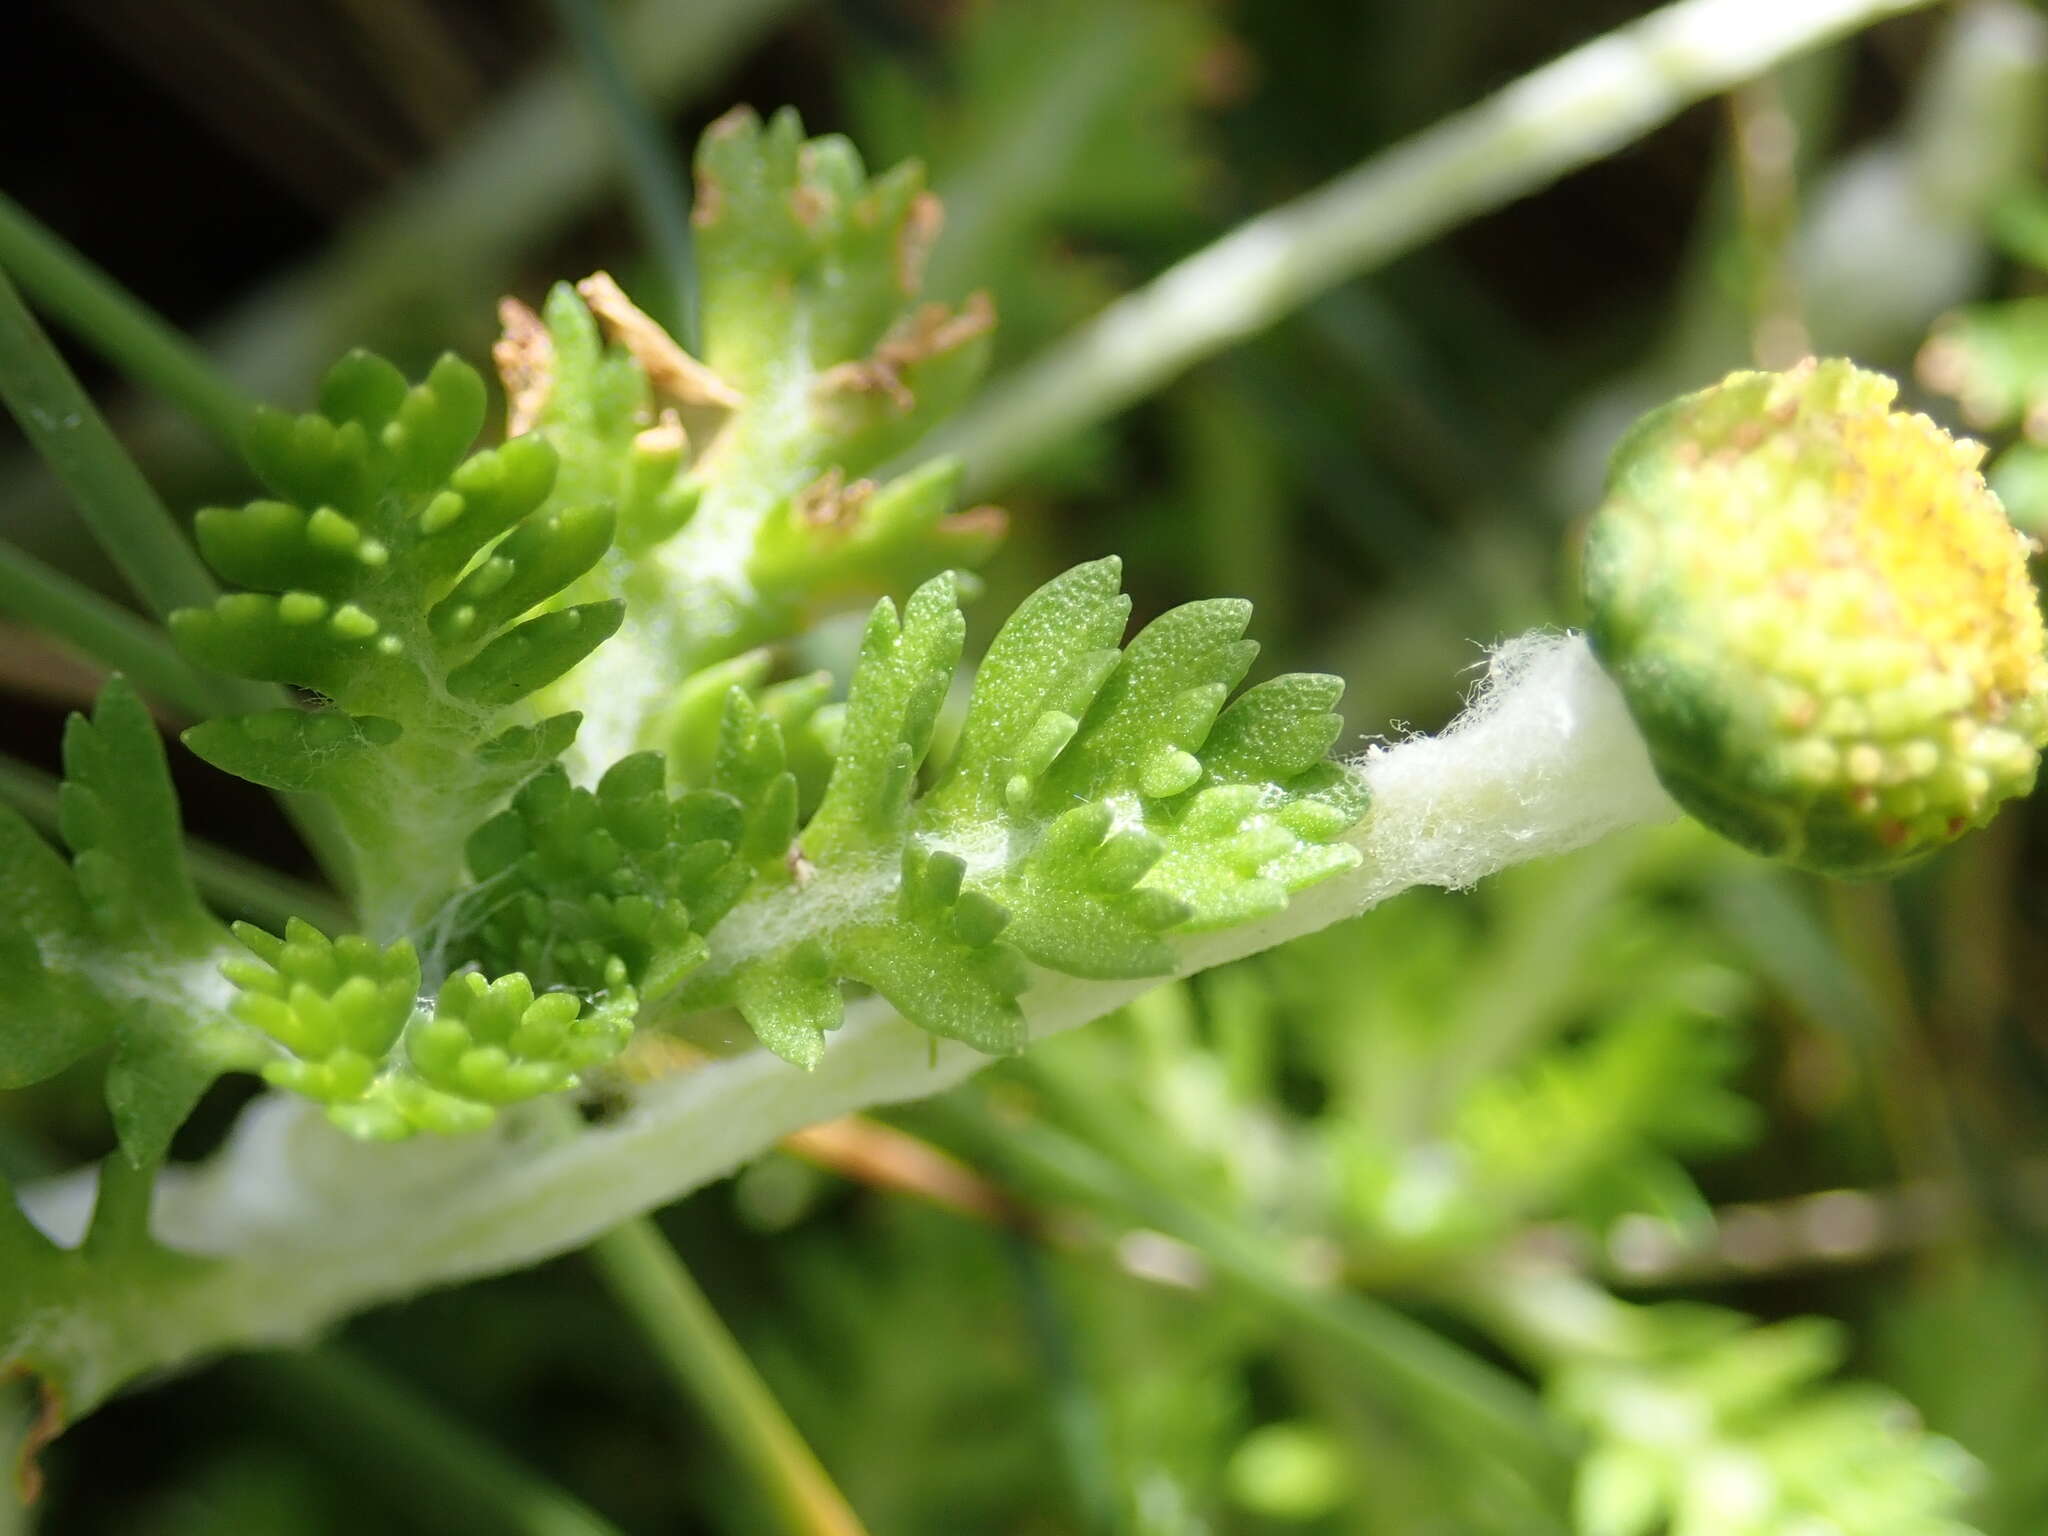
[1347,630,1677,901]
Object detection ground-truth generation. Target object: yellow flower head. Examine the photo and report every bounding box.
[1585,359,2048,875]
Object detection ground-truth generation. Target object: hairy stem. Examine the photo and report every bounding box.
[585,1219,869,1536]
[15,633,1675,1413]
[928,0,1935,492]
[0,193,256,452]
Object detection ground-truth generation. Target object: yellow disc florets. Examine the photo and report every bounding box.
[1585,358,2048,875]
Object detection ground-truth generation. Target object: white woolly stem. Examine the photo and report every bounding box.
[21,633,1676,1405]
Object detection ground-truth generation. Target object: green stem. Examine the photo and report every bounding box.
[0,194,255,451]
[929,0,1935,492]
[544,0,701,350]
[0,265,225,628]
[0,537,229,718]
[1826,881,1972,1209]
[1003,1230,1120,1536]
[1726,75,1811,367]
[1414,839,1643,1137]
[921,0,1151,302]
[0,755,351,935]
[0,263,360,890]
[236,1347,623,1536]
[583,1217,869,1536]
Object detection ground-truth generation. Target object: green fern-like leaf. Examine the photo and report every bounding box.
[506,282,704,554]
[843,0,1218,309]
[0,679,269,1165]
[929,558,1366,957]
[802,572,966,861]
[1559,1308,1980,1536]
[458,752,750,1002]
[498,109,1004,776]
[695,107,984,430]
[171,351,619,934]
[571,558,1374,1068]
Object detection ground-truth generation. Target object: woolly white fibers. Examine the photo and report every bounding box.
[1349,630,1677,902]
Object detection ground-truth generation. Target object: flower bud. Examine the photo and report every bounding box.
[1585,359,2048,875]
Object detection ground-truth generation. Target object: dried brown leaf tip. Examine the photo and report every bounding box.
[689,105,752,228]
[7,1364,64,1505]
[575,271,745,411]
[493,296,555,439]
[789,175,829,230]
[793,467,876,529]
[634,407,688,460]
[816,291,996,414]
[939,503,1009,548]
[896,191,944,295]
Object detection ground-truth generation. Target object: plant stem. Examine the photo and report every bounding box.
[1727,75,1812,367]
[0,537,229,718]
[929,0,1935,492]
[920,0,1153,302]
[1826,880,1972,1229]
[0,194,255,451]
[237,1347,624,1536]
[1002,1231,1119,1536]
[10,635,1676,1419]
[0,754,351,935]
[583,1218,868,1536]
[0,266,225,629]
[0,264,360,890]
[1415,839,1643,1135]
[544,0,701,350]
